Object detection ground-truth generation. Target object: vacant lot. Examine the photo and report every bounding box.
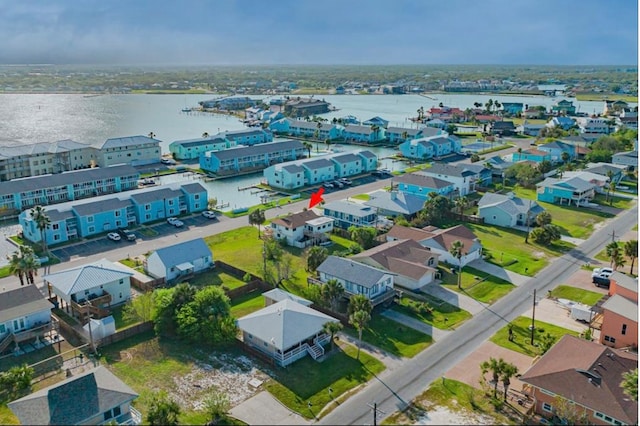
[490,316,580,357]
[440,266,515,304]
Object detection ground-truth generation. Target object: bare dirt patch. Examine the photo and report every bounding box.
[414,405,498,425]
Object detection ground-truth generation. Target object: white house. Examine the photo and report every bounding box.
[418,163,486,196]
[269,210,334,248]
[144,238,213,283]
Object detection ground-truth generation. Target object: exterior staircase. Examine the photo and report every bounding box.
[307,343,324,360]
[0,333,13,353]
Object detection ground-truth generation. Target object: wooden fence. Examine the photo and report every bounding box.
[97,322,154,347]
[130,276,165,292]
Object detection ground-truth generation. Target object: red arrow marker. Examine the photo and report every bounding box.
[308,187,325,209]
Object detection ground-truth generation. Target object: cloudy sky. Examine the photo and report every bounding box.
[0,0,637,65]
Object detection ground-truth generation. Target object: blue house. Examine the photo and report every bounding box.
[362,116,389,128]
[343,124,385,143]
[323,200,378,229]
[145,238,213,282]
[478,192,545,227]
[386,126,441,144]
[169,136,235,160]
[393,172,456,198]
[221,128,273,146]
[270,119,342,140]
[200,140,304,174]
[512,148,552,163]
[537,140,577,163]
[501,102,524,115]
[399,134,461,160]
[536,177,596,206]
[584,162,627,184]
[549,116,576,130]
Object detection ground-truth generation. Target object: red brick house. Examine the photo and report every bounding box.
[519,335,637,425]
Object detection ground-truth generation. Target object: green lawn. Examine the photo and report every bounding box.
[110,304,139,330]
[351,194,370,201]
[344,315,432,358]
[549,285,604,306]
[439,266,515,304]
[592,193,634,210]
[264,342,385,419]
[382,378,517,425]
[490,316,580,357]
[509,187,613,239]
[393,293,472,330]
[0,405,18,425]
[466,222,574,276]
[187,270,247,290]
[230,291,266,318]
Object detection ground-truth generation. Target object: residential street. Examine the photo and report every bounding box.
[318,203,638,426]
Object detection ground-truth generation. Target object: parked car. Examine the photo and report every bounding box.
[591,267,614,278]
[323,182,334,189]
[333,180,344,188]
[592,275,611,288]
[107,232,121,241]
[339,178,352,186]
[202,210,218,219]
[161,158,176,165]
[167,217,184,227]
[119,229,137,241]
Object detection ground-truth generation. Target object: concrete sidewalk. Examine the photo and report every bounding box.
[468,259,530,287]
[381,309,453,341]
[230,391,310,425]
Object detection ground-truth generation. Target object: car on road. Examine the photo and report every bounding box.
[592,275,611,288]
[202,210,218,219]
[167,217,184,227]
[119,229,137,241]
[591,267,614,278]
[107,232,121,241]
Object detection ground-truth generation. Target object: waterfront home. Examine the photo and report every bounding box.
[93,135,161,167]
[353,239,439,291]
[200,96,257,110]
[19,182,207,246]
[0,164,139,213]
[270,210,334,248]
[599,272,638,349]
[547,116,576,130]
[322,200,378,229]
[362,116,389,128]
[519,335,637,426]
[283,97,331,117]
[363,190,426,219]
[244,106,264,120]
[536,176,596,206]
[385,126,441,144]
[144,238,213,283]
[269,118,342,140]
[200,140,304,175]
[551,99,576,115]
[517,122,546,137]
[259,110,284,123]
[522,108,546,119]
[384,224,483,267]
[477,192,545,227]
[616,114,638,131]
[500,102,524,115]
[263,150,377,189]
[394,172,456,198]
[0,139,99,182]
[399,133,462,160]
[221,128,273,146]
[237,299,339,366]
[576,117,611,138]
[0,281,54,355]
[43,259,133,323]
[169,135,235,160]
[488,120,516,136]
[512,148,552,163]
[342,124,385,143]
[9,366,141,425]
[418,163,488,196]
[584,162,627,184]
[315,255,396,306]
[537,140,577,163]
[425,106,463,120]
[603,100,629,116]
[612,150,638,171]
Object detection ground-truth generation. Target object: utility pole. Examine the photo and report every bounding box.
[367,401,385,426]
[530,289,536,345]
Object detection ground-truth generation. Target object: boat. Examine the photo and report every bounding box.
[181,107,192,113]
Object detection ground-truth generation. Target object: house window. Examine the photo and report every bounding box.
[88,226,95,233]
[145,204,151,211]
[621,324,627,335]
[119,292,122,299]
[120,279,124,284]
[604,335,616,343]
[114,406,121,417]
[87,216,94,223]
[0,324,5,334]
[170,267,175,272]
[52,223,59,230]
[542,402,553,412]
[54,235,60,241]
[194,194,200,200]
[263,341,268,347]
[12,318,25,331]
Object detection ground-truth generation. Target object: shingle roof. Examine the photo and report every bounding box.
[301,158,334,170]
[385,225,435,242]
[317,255,389,289]
[237,299,338,351]
[536,176,595,192]
[329,153,360,164]
[422,163,477,178]
[130,187,182,204]
[181,182,207,194]
[364,190,426,215]
[8,366,138,425]
[344,124,374,135]
[519,335,638,425]
[354,239,437,280]
[478,192,544,216]
[426,225,480,253]
[395,172,454,189]
[0,139,93,159]
[72,198,132,216]
[271,210,320,229]
[43,260,133,296]
[151,238,212,268]
[170,136,228,148]
[0,283,53,324]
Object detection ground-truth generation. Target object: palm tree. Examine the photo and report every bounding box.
[449,240,465,289]
[321,279,345,312]
[480,357,503,397]
[302,141,312,158]
[148,132,156,139]
[322,321,343,351]
[561,151,570,163]
[485,99,494,113]
[624,240,638,275]
[30,206,51,255]
[454,197,467,220]
[348,294,373,317]
[8,245,38,286]
[248,208,266,239]
[605,170,615,203]
[516,147,523,161]
[606,241,621,268]
[349,309,370,360]
[499,362,519,401]
[621,368,638,402]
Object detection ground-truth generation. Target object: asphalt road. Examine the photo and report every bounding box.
[318,203,638,426]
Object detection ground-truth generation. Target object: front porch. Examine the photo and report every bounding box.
[0,318,60,356]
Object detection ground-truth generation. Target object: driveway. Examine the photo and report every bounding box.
[467,259,530,287]
[229,391,310,425]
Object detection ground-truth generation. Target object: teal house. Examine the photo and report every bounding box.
[512,148,552,163]
[200,140,304,174]
[536,177,596,206]
[537,140,577,163]
[169,136,235,160]
[393,172,456,198]
[551,99,576,115]
[399,134,462,160]
[386,126,441,144]
[343,124,385,143]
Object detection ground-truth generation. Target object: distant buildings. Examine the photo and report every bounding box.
[283,97,331,117]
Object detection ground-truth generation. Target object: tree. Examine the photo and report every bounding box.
[621,368,638,402]
[504,163,542,187]
[605,170,615,203]
[321,279,345,312]
[539,332,557,354]
[8,245,39,286]
[123,292,155,323]
[175,286,236,344]
[480,357,502,397]
[146,390,181,426]
[454,196,467,220]
[204,391,230,424]
[248,208,266,239]
[530,224,562,245]
[535,211,552,227]
[419,195,452,226]
[349,309,370,360]
[348,293,373,317]
[323,321,343,351]
[148,132,156,139]
[306,246,328,273]
[446,124,457,135]
[537,159,553,174]
[303,141,313,158]
[449,240,465,289]
[0,364,33,401]
[348,226,377,250]
[561,151,570,163]
[499,362,519,401]
[606,241,621,268]
[485,99,494,113]
[624,240,638,275]
[515,147,523,161]
[30,205,51,255]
